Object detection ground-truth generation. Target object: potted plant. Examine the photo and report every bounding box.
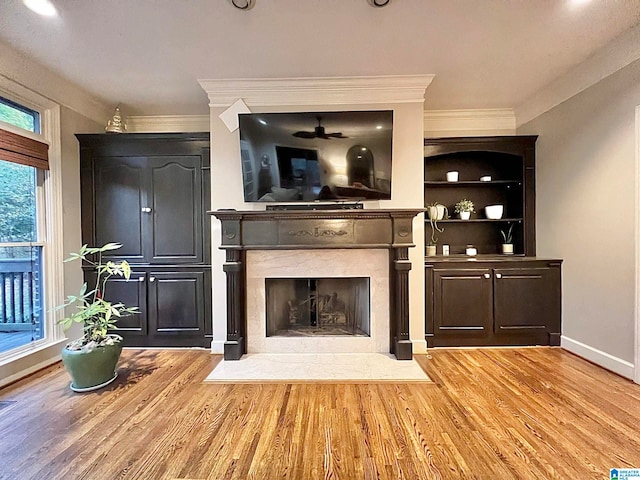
[56,243,138,392]
[426,202,447,256]
[500,223,514,254]
[454,198,474,220]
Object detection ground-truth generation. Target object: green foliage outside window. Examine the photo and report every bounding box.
[0,101,37,132]
[0,161,36,243]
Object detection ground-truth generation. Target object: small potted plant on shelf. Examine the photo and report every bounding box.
[500,223,514,255]
[56,243,138,392]
[454,198,474,220]
[426,202,447,256]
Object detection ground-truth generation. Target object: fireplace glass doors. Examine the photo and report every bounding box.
[265,277,370,337]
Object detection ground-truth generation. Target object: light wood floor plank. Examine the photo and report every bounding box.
[0,347,639,479]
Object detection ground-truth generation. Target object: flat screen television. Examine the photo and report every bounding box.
[238,110,393,203]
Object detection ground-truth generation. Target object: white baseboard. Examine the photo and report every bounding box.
[561,335,635,380]
[412,339,428,354]
[210,340,225,354]
[0,356,61,389]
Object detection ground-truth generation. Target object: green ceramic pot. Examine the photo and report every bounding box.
[61,335,123,392]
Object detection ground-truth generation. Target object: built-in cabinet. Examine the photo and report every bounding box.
[424,136,562,347]
[425,259,562,347]
[77,133,211,347]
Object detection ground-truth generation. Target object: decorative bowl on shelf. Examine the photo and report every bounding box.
[484,204,504,219]
[446,171,459,182]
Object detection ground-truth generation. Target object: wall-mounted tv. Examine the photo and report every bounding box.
[238,110,393,203]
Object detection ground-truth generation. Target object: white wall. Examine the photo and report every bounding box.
[210,102,427,354]
[518,58,640,378]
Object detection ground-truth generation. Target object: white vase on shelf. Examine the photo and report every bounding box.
[459,211,471,220]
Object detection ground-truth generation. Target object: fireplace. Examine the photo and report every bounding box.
[210,208,422,360]
[266,277,370,337]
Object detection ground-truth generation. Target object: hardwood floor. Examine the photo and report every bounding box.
[0,348,638,479]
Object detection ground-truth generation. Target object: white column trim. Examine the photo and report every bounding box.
[635,105,640,384]
[42,102,66,342]
[424,109,516,136]
[198,75,435,107]
[126,115,210,133]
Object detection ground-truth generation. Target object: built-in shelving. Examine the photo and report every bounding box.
[422,136,563,349]
[423,136,537,257]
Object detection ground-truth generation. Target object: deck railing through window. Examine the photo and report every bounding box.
[0,251,42,340]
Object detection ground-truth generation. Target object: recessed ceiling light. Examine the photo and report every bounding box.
[570,0,592,6]
[376,125,383,129]
[23,0,58,16]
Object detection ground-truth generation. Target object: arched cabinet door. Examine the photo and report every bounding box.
[149,156,203,264]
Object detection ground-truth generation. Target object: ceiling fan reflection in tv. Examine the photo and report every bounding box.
[292,116,348,140]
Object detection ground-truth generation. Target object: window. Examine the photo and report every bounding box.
[0,101,45,354]
[0,96,39,133]
[0,86,63,367]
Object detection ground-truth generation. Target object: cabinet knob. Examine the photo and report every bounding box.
[149,276,156,283]
[496,273,502,279]
[141,207,152,213]
[483,273,491,279]
[138,276,145,282]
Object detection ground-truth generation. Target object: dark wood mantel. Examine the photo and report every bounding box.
[209,208,423,360]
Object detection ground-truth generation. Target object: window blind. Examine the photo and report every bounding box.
[0,128,49,170]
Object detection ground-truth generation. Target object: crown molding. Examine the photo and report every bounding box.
[515,23,640,128]
[126,115,210,133]
[198,75,435,107]
[424,109,516,136]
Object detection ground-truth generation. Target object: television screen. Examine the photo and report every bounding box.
[238,110,393,203]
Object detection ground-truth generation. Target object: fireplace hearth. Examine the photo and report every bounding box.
[210,208,422,360]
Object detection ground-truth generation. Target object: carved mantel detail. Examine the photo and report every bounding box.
[209,208,423,360]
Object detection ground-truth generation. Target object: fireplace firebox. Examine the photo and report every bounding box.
[266,277,370,337]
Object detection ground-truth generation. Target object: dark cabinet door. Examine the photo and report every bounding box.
[147,271,206,336]
[433,268,493,338]
[493,267,561,337]
[102,270,148,337]
[94,156,148,263]
[148,156,203,264]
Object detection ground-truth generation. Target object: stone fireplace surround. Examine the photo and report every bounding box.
[248,249,385,354]
[211,209,422,360]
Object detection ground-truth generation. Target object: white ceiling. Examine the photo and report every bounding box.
[0,0,639,116]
